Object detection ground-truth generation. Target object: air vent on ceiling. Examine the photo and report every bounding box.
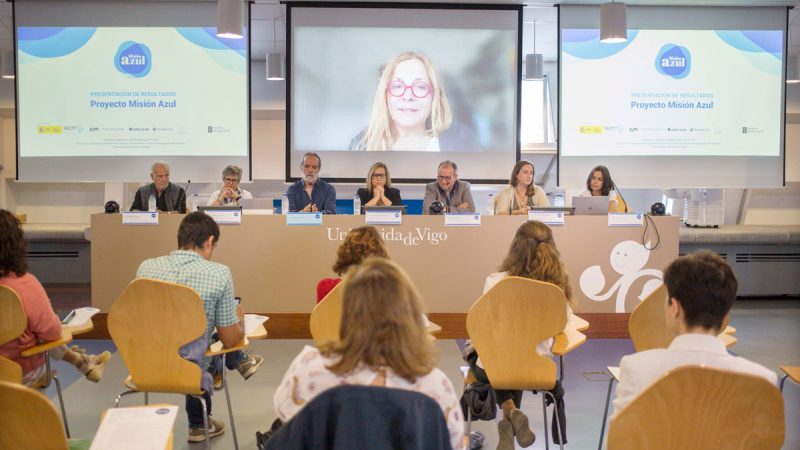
[735,253,800,263]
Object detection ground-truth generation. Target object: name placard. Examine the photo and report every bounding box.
[286,212,323,226]
[122,211,159,225]
[204,209,242,224]
[242,209,274,216]
[445,212,481,226]
[529,210,565,226]
[608,212,644,227]
[365,210,403,225]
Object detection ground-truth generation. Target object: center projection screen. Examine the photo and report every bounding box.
[558,6,787,189]
[287,3,521,183]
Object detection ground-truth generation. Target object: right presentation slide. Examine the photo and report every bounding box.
[561,29,782,157]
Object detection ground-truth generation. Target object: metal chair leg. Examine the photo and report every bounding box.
[194,394,210,450]
[598,377,616,450]
[44,350,70,438]
[541,394,550,450]
[543,390,564,450]
[780,374,788,392]
[559,355,565,382]
[145,392,149,405]
[114,389,139,408]
[221,354,239,450]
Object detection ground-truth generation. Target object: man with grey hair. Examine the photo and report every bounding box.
[285,152,337,214]
[130,161,187,212]
[422,160,475,214]
[208,165,253,206]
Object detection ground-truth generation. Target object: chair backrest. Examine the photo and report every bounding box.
[309,281,345,347]
[628,283,675,352]
[0,380,69,449]
[608,366,785,450]
[265,385,452,450]
[466,276,567,391]
[108,278,207,394]
[0,286,26,383]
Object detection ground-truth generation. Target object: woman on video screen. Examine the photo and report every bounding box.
[350,51,478,152]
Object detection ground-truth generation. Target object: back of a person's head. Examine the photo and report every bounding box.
[0,209,29,278]
[177,212,220,250]
[325,257,435,382]
[664,250,737,332]
[332,226,388,276]
[500,220,573,304]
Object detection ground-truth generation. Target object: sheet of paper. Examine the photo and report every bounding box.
[244,314,269,335]
[90,405,178,450]
[66,307,100,327]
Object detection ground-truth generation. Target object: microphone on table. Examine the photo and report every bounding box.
[179,179,191,213]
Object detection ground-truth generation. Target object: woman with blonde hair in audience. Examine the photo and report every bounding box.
[468,220,572,449]
[276,257,465,449]
[315,226,389,303]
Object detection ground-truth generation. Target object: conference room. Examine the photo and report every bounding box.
[0,0,798,449]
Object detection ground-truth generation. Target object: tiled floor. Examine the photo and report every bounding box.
[40,299,800,450]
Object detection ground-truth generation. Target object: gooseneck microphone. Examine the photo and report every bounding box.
[612,180,629,213]
[179,179,191,213]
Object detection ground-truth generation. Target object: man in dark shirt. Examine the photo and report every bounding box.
[130,161,186,213]
[285,153,337,214]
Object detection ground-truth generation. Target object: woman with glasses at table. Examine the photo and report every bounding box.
[350,51,479,152]
[208,164,253,206]
[494,160,549,215]
[356,162,402,213]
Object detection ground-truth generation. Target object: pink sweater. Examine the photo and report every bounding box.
[0,273,62,374]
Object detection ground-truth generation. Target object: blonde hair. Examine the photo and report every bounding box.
[322,257,436,382]
[365,162,392,191]
[499,221,574,308]
[359,52,452,151]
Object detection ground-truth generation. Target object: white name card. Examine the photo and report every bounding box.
[365,210,403,225]
[122,211,159,225]
[529,210,565,225]
[608,212,644,227]
[242,209,274,215]
[445,212,481,226]
[204,209,242,224]
[286,212,323,226]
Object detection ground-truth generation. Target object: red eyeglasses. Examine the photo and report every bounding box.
[387,79,432,98]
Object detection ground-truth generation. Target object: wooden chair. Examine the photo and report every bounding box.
[607,366,785,450]
[0,380,74,450]
[780,365,799,392]
[598,283,739,448]
[0,285,72,436]
[309,281,345,346]
[108,278,248,450]
[466,277,572,450]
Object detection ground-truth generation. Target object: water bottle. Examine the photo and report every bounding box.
[148,193,156,212]
[485,194,494,216]
[281,194,289,215]
[353,194,361,215]
[191,194,200,212]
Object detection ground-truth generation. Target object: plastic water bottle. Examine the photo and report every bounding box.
[148,193,156,212]
[281,194,289,215]
[191,194,200,212]
[486,194,494,216]
[353,194,361,215]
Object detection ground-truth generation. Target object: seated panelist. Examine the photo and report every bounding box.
[130,161,186,213]
[577,165,621,212]
[422,160,475,214]
[356,162,402,213]
[494,160,549,215]
[208,164,253,206]
[285,152,337,214]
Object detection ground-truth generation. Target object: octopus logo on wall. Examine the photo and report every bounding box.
[579,240,663,313]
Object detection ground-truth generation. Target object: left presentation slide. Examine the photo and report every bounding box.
[17,27,248,157]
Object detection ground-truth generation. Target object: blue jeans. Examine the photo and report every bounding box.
[186,350,246,428]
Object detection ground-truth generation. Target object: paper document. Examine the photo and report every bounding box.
[244,314,269,335]
[90,405,178,450]
[66,307,100,327]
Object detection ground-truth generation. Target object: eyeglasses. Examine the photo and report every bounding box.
[372,173,386,179]
[437,175,453,181]
[223,177,240,183]
[387,79,432,98]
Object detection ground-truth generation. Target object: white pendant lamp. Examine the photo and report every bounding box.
[266,17,285,80]
[217,0,244,39]
[600,2,627,44]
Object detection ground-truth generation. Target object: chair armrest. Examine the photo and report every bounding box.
[205,337,249,357]
[571,314,590,332]
[607,366,621,381]
[247,325,268,340]
[426,321,442,336]
[780,366,800,383]
[20,330,73,357]
[552,326,587,356]
[718,332,737,349]
[723,325,736,335]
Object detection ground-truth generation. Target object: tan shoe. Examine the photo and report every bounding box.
[188,416,225,442]
[497,418,514,450]
[83,351,112,382]
[510,409,536,448]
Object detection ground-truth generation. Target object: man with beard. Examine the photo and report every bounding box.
[285,152,337,214]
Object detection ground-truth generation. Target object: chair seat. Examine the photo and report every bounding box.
[781,366,800,384]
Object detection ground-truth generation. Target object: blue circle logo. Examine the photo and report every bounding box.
[656,44,690,79]
[115,41,151,78]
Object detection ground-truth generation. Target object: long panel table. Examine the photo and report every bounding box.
[91,214,679,320]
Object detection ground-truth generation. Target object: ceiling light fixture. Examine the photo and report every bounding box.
[525,21,544,80]
[267,17,285,80]
[600,1,627,44]
[217,0,244,39]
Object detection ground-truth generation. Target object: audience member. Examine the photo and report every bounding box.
[275,258,465,449]
[611,250,777,418]
[0,210,111,386]
[316,226,389,303]
[208,164,253,206]
[136,212,264,443]
[285,153,337,214]
[356,162,402,212]
[130,161,187,212]
[494,160,549,215]
[422,160,475,214]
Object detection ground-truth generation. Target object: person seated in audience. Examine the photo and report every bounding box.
[611,250,777,418]
[576,165,621,212]
[130,161,187,213]
[285,152,337,214]
[136,212,264,443]
[356,162,402,213]
[467,220,572,449]
[275,257,465,449]
[316,226,389,303]
[494,160,549,215]
[422,160,475,213]
[208,164,253,206]
[0,210,111,386]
